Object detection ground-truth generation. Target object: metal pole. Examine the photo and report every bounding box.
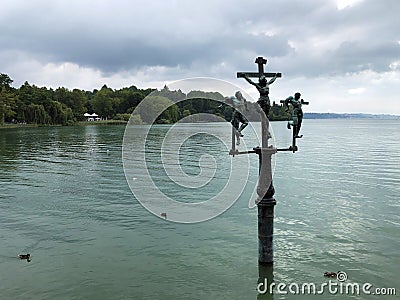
[255,146,276,265]
[258,197,276,264]
[257,112,277,265]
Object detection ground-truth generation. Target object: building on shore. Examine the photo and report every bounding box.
[84,113,101,121]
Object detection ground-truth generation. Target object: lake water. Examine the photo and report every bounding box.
[0,119,399,299]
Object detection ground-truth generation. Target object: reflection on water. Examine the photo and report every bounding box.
[257,265,274,300]
[0,120,399,300]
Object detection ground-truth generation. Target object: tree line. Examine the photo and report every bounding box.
[137,85,292,124]
[0,73,291,126]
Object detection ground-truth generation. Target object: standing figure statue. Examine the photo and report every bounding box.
[283,92,308,138]
[240,73,278,140]
[224,91,249,145]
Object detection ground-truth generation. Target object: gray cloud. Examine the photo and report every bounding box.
[1,0,399,79]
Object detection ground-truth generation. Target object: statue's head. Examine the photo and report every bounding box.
[235,91,242,99]
[295,92,301,99]
[259,75,267,84]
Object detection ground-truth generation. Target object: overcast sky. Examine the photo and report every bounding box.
[1,0,399,114]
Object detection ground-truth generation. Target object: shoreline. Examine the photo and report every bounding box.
[0,120,128,129]
[2,117,399,130]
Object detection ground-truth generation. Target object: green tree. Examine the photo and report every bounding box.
[115,88,144,114]
[129,114,144,125]
[182,109,191,118]
[0,89,17,125]
[91,85,120,119]
[0,73,13,87]
[17,82,53,121]
[0,73,17,125]
[71,89,88,120]
[137,95,179,124]
[25,103,50,124]
[47,100,74,125]
[53,87,87,121]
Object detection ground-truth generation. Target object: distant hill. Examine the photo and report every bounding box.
[304,113,400,120]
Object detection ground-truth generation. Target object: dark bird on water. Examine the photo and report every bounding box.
[324,271,338,278]
[19,254,31,262]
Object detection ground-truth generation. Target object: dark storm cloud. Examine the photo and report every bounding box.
[0,0,399,77]
[0,0,293,73]
[20,30,291,73]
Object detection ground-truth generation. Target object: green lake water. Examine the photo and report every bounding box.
[0,119,399,299]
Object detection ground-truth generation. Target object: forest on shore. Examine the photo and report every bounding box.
[0,73,292,126]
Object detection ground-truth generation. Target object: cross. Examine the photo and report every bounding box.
[237,56,282,79]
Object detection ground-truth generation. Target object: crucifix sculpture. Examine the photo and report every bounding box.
[233,57,283,264]
[237,57,282,201]
[232,56,307,265]
[232,57,308,265]
[281,93,309,152]
[237,57,281,148]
